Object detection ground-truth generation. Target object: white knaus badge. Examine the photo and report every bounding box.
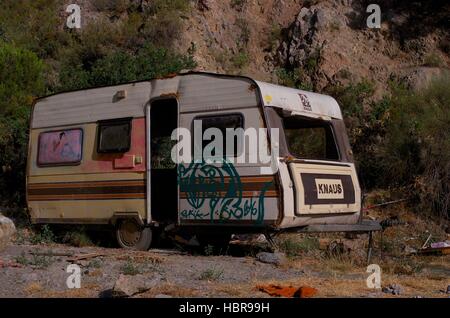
[315,179,344,199]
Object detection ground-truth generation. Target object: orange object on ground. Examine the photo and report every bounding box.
[257,284,317,298]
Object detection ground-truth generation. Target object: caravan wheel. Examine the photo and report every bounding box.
[115,219,152,251]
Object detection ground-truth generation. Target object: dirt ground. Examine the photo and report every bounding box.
[1,217,449,298]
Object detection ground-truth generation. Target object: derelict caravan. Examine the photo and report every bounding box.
[27,72,373,250]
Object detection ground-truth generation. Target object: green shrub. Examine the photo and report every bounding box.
[62,228,93,247]
[0,42,45,205]
[0,0,64,59]
[30,225,55,244]
[277,236,319,257]
[231,51,249,69]
[327,75,449,218]
[423,53,443,67]
[198,267,224,281]
[276,68,313,91]
[383,75,450,218]
[58,45,196,90]
[121,259,141,275]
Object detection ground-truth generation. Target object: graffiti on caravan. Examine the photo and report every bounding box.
[170,122,280,173]
[178,159,272,223]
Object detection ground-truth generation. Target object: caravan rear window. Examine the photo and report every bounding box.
[37,129,83,166]
[97,118,132,153]
[283,116,339,160]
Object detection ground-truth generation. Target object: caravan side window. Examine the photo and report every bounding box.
[37,129,83,166]
[194,113,244,158]
[97,118,132,153]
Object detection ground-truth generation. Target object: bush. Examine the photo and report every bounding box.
[423,53,443,67]
[59,45,196,90]
[383,75,450,218]
[327,75,449,219]
[0,0,64,59]
[0,42,45,205]
[231,51,249,69]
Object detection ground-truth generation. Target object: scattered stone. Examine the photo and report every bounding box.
[111,274,162,298]
[446,285,450,294]
[382,284,402,295]
[256,252,287,266]
[0,214,16,252]
[404,246,417,255]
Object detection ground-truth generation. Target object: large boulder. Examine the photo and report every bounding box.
[0,214,16,251]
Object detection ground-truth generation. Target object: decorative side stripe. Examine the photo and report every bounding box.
[27,175,279,201]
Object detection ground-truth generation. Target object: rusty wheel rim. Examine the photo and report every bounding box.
[118,220,141,247]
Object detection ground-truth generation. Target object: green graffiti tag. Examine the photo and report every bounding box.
[178,159,271,224]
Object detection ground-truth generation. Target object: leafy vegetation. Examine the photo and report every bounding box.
[198,267,224,281]
[121,259,141,275]
[0,1,196,208]
[29,225,56,244]
[277,236,320,257]
[326,75,450,219]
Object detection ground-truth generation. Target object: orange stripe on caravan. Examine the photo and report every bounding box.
[28,193,145,201]
[28,180,145,189]
[180,190,278,198]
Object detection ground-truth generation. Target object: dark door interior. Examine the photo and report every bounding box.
[150,99,178,223]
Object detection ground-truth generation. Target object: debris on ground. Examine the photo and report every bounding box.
[417,234,450,256]
[418,245,450,256]
[257,284,317,298]
[430,242,450,248]
[0,259,23,268]
[67,252,108,262]
[30,251,74,257]
[256,252,287,266]
[403,246,417,255]
[231,234,267,244]
[382,284,402,295]
[379,215,406,230]
[111,273,162,298]
[146,249,187,255]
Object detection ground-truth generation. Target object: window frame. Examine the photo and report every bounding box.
[37,128,84,167]
[282,115,341,162]
[96,117,133,154]
[191,112,245,159]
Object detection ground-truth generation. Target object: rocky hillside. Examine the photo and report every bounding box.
[61,0,450,94]
[174,0,450,95]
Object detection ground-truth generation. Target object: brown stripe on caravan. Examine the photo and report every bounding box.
[180,190,278,198]
[28,193,145,201]
[28,175,279,201]
[28,179,145,189]
[179,175,279,198]
[27,179,145,201]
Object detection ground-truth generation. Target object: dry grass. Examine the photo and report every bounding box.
[24,282,43,295]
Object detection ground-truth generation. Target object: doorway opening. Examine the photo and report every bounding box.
[150,98,178,223]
